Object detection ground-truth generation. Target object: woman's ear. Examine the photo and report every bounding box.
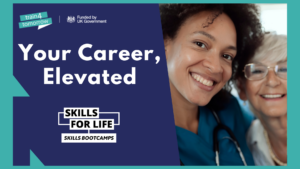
[164,37,171,60]
[237,78,247,101]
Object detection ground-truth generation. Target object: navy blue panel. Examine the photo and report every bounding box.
[13,4,179,166]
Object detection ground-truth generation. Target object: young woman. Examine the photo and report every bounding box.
[235,34,287,165]
[160,4,263,165]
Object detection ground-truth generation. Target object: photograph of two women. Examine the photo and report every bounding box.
[160,4,287,166]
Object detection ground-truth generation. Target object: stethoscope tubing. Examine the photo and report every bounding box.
[211,109,247,166]
[179,109,247,166]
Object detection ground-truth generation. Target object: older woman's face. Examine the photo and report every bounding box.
[242,59,287,117]
[165,11,237,106]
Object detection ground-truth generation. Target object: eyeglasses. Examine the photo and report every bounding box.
[243,62,287,81]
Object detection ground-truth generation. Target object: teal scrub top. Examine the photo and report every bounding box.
[176,95,255,165]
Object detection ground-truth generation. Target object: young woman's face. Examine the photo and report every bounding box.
[165,11,237,106]
[242,59,287,118]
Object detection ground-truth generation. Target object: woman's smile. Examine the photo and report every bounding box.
[259,93,286,100]
[190,72,217,91]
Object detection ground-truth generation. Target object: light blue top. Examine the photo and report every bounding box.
[176,95,255,165]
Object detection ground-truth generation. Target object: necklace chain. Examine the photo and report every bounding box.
[263,130,287,166]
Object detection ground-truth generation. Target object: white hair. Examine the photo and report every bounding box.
[251,33,287,63]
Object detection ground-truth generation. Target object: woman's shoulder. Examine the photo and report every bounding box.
[222,95,254,123]
[247,119,264,144]
[219,94,249,113]
[219,94,241,112]
[247,119,275,166]
[212,94,254,132]
[210,94,255,136]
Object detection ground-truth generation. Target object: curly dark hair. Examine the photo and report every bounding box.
[160,4,264,110]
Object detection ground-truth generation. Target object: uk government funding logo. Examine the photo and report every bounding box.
[67,16,75,23]
[67,15,107,24]
[58,107,120,143]
[19,11,52,29]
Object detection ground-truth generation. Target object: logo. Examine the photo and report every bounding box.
[67,16,75,23]
[19,11,52,29]
[58,107,120,143]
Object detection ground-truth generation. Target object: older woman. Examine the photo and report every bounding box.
[235,34,287,165]
[160,4,263,165]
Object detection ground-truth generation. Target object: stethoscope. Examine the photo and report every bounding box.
[180,109,247,166]
[211,109,247,166]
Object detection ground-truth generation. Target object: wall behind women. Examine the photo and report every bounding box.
[258,4,287,35]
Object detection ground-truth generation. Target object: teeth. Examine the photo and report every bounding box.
[191,73,214,87]
[262,94,283,98]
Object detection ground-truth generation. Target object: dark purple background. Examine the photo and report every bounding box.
[13,4,179,165]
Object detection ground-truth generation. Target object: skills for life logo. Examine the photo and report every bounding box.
[58,107,120,143]
[18,11,52,29]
